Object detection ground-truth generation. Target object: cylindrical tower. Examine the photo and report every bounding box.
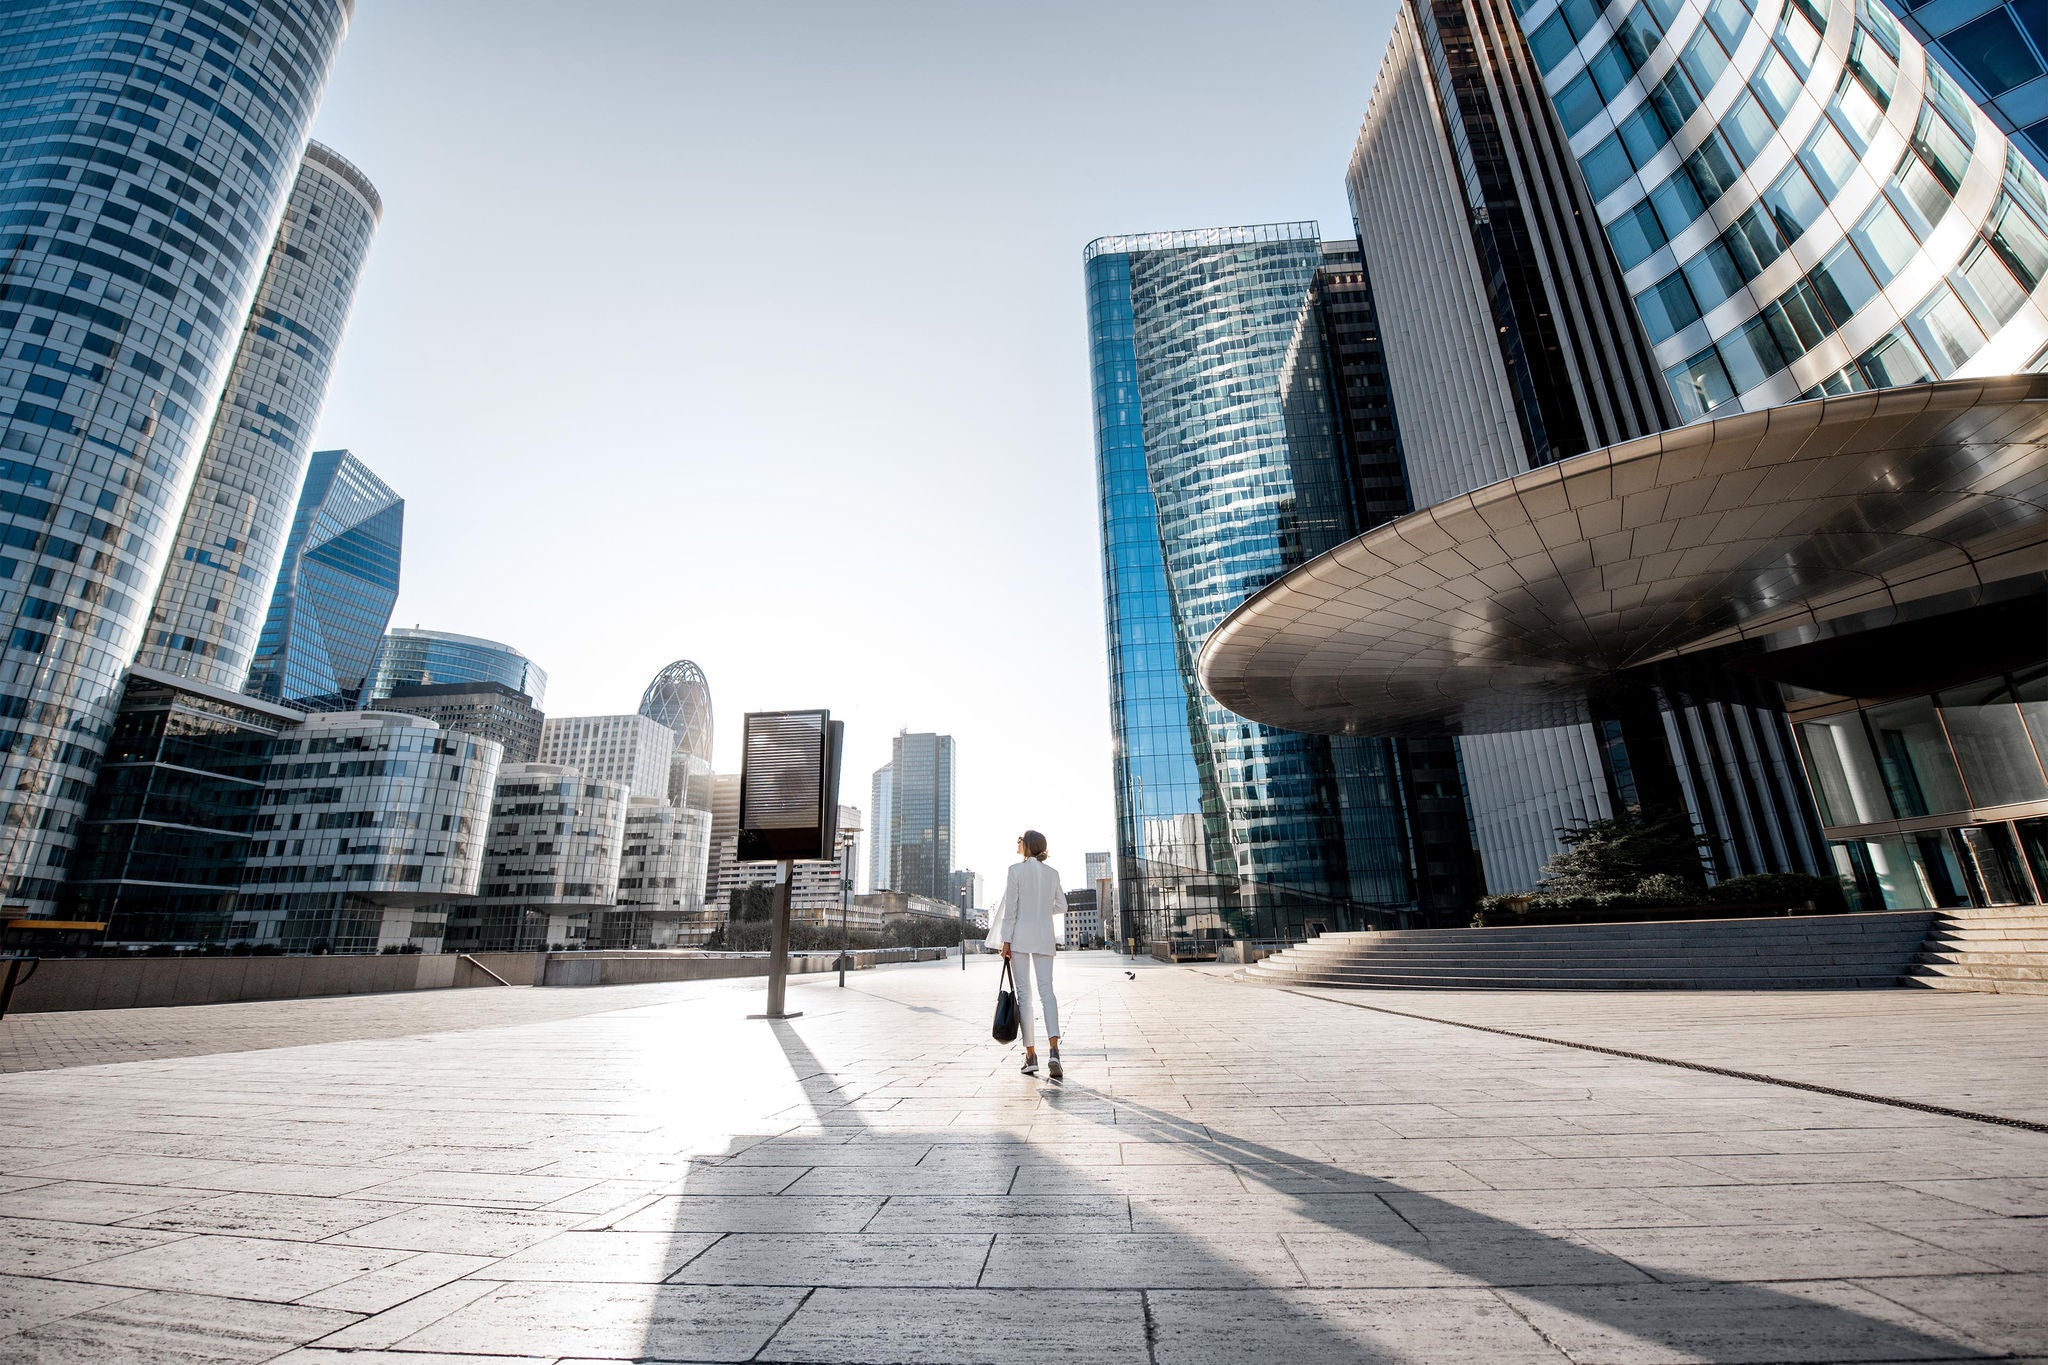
[0,1,353,912]
[364,627,549,708]
[137,141,382,689]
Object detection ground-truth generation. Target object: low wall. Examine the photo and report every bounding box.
[1,945,949,1012]
[2,951,539,1014]
[538,947,948,987]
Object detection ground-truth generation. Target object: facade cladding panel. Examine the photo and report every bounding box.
[1088,226,1428,938]
[364,626,547,708]
[888,731,954,900]
[238,711,501,952]
[1528,0,2048,420]
[1876,0,2048,174]
[0,0,353,911]
[243,448,401,708]
[447,762,627,952]
[138,142,380,690]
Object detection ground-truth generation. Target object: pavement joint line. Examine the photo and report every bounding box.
[1279,987,2048,1134]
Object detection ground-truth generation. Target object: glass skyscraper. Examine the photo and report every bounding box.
[138,142,382,691]
[887,731,954,901]
[1086,226,1421,939]
[244,448,402,709]
[365,626,548,708]
[0,1,353,910]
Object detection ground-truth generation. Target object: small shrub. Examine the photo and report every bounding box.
[1633,873,1704,905]
[1708,872,1845,913]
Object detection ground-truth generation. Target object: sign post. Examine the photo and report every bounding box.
[738,709,842,1022]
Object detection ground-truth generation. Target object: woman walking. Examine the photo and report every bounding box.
[992,829,1065,1078]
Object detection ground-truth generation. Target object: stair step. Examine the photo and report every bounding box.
[1904,975,2048,995]
[1909,961,2048,982]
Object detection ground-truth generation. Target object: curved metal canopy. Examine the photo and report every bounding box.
[1199,375,2048,737]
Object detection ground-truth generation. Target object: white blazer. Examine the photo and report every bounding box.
[989,857,1064,955]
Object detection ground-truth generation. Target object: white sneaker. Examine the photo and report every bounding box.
[1048,1053,1064,1080]
[1020,1055,1039,1075]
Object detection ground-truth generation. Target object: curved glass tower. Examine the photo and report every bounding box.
[365,627,548,707]
[139,142,382,689]
[0,1,353,910]
[1530,0,2048,418]
[1086,225,1416,940]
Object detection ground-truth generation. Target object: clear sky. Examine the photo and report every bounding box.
[308,0,1395,893]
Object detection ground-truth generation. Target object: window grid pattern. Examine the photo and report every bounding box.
[0,0,351,911]
[1525,0,2048,418]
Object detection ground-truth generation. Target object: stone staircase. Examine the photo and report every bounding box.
[1904,906,2048,995]
[1243,911,1938,991]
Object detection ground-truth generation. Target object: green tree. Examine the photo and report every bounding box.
[1539,811,1709,898]
[729,885,774,922]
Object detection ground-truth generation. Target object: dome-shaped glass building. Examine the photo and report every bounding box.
[639,660,714,766]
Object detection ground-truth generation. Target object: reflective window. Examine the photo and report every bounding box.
[1705,0,1750,47]
[1925,57,1978,146]
[1866,695,1971,817]
[1812,241,1879,321]
[1987,193,2048,288]
[1684,240,1745,312]
[1531,12,1577,70]
[1777,4,1823,72]
[1681,27,1731,93]
[1665,345,1735,419]
[1750,49,1803,121]
[1858,325,1934,386]
[1831,836,1932,908]
[1651,163,1709,232]
[1762,163,1825,240]
[1589,41,1639,98]
[1799,714,1892,825]
[1953,241,2029,330]
[1720,313,1786,390]
[1890,151,1955,236]
[1852,200,1919,283]
[1720,92,1775,165]
[1914,104,1973,193]
[1831,72,1887,152]
[1557,70,1606,134]
[2014,665,2048,759]
[1936,679,2048,807]
[1906,283,1987,376]
[1801,123,1861,198]
[1942,7,2043,97]
[1846,25,1899,107]
[1609,198,1669,268]
[1639,270,1704,339]
[1952,824,2034,905]
[1582,134,1635,199]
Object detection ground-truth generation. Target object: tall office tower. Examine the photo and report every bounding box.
[1087,227,1417,940]
[0,1,353,912]
[536,714,676,801]
[638,658,714,809]
[244,449,402,709]
[888,731,955,900]
[365,627,548,707]
[867,763,893,892]
[1874,0,2048,171]
[373,681,544,763]
[947,868,983,914]
[138,143,381,688]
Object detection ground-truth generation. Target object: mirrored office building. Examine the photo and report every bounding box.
[365,627,548,708]
[0,1,354,910]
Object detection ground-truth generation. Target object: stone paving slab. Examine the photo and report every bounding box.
[0,956,2040,1360]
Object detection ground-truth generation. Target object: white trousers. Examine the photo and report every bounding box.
[1011,952,1059,1049]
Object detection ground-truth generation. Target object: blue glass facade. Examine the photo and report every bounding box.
[1087,226,1419,939]
[1878,0,2048,171]
[245,448,402,709]
[0,1,352,910]
[365,627,547,708]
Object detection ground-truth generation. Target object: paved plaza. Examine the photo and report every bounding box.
[0,955,2042,1363]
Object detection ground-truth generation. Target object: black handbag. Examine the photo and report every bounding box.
[991,957,1019,1044]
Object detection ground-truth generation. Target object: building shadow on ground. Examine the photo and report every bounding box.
[644,1007,1991,1363]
